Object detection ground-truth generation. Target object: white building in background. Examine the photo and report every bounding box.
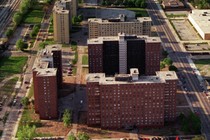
[188,10,210,40]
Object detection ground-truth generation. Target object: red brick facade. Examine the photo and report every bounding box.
[145,42,161,75]
[88,44,104,73]
[36,75,58,119]
[33,71,58,119]
[87,72,178,129]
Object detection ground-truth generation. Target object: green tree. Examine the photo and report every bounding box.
[135,0,141,7]
[160,61,165,69]
[114,0,121,5]
[62,109,72,127]
[78,14,83,22]
[16,39,28,51]
[72,16,77,25]
[140,0,147,8]
[162,50,168,57]
[101,0,106,5]
[30,24,40,38]
[123,0,129,6]
[17,125,36,140]
[20,3,28,15]
[163,58,173,65]
[68,134,77,140]
[21,97,29,108]
[169,65,178,71]
[5,28,14,38]
[13,12,23,26]
[77,132,90,140]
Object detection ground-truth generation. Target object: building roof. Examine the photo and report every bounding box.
[33,44,62,71]
[156,71,178,80]
[39,44,61,58]
[54,0,71,13]
[87,33,161,44]
[87,70,178,85]
[33,59,49,71]
[86,73,165,85]
[162,0,184,7]
[88,17,151,23]
[188,10,210,34]
[36,68,57,77]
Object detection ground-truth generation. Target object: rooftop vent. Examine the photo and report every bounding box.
[46,70,50,73]
[94,76,100,78]
[106,79,114,82]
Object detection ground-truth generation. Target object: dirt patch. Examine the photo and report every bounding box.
[77,125,130,139]
[36,121,71,136]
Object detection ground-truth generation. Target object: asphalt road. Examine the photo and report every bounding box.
[147,0,210,138]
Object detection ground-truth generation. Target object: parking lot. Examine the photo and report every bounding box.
[171,19,200,41]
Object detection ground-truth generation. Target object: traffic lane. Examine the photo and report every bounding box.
[181,65,210,120]
[150,0,210,122]
[148,0,210,137]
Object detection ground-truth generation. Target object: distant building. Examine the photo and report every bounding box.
[88,15,152,39]
[188,10,210,40]
[86,69,178,129]
[162,0,184,9]
[88,33,161,75]
[53,0,77,44]
[32,44,62,120]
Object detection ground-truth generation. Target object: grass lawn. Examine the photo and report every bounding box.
[166,13,187,18]
[71,41,77,51]
[194,59,210,70]
[28,83,34,99]
[125,8,148,17]
[82,55,88,65]
[23,10,44,24]
[0,57,27,81]
[72,67,77,75]
[17,107,51,138]
[0,77,18,95]
[49,23,53,33]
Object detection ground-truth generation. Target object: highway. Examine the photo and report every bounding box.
[0,0,21,37]
[147,0,210,138]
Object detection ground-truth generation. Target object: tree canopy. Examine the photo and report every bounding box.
[62,109,72,127]
[21,97,30,108]
[77,132,90,140]
[101,0,147,8]
[17,125,36,140]
[16,39,28,51]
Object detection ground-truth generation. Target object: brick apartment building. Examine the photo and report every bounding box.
[53,0,77,44]
[88,33,161,75]
[88,16,152,39]
[32,44,62,120]
[86,69,178,129]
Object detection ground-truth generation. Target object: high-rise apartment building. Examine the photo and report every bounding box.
[53,0,77,44]
[88,16,152,39]
[86,69,178,129]
[32,44,62,119]
[88,33,161,75]
[33,67,58,120]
